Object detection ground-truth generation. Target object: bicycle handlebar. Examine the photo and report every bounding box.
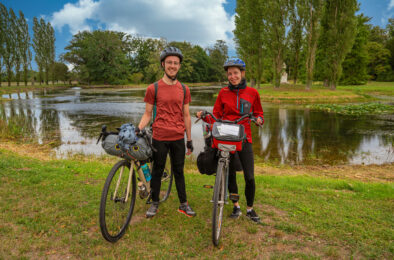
[199,111,261,126]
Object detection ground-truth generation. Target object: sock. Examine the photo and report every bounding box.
[247,208,253,213]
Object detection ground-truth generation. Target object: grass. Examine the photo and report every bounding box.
[0,144,393,259]
[308,102,394,115]
[255,81,394,104]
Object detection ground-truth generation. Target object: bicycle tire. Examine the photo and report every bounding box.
[212,161,226,246]
[158,167,173,203]
[99,160,136,242]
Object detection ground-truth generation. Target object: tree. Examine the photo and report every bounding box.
[1,6,16,86]
[50,62,68,84]
[10,9,22,86]
[288,0,308,87]
[63,30,131,84]
[366,41,391,80]
[32,17,44,84]
[340,14,370,85]
[207,40,228,82]
[263,0,290,88]
[234,0,265,88]
[316,0,358,90]
[0,3,7,86]
[18,11,31,86]
[303,0,323,90]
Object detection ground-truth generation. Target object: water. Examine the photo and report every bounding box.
[1,86,393,165]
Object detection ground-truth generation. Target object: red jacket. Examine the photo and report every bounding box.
[204,85,264,143]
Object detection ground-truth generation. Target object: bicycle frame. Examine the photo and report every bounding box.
[112,160,151,203]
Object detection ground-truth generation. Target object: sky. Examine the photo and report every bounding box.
[2,0,393,70]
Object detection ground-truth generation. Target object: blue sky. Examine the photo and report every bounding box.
[2,0,393,69]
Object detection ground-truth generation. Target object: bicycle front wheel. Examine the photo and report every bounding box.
[212,161,226,246]
[99,160,136,242]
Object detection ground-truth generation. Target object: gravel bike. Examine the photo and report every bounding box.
[98,127,173,243]
[199,111,258,246]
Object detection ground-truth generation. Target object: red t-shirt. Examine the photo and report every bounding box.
[144,79,191,141]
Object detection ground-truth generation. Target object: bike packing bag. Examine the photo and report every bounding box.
[211,122,245,151]
[122,136,153,161]
[102,133,123,157]
[197,146,218,175]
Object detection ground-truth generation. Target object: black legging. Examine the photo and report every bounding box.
[228,142,255,207]
[150,138,187,203]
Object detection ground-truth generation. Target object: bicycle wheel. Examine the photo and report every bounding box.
[99,160,136,242]
[146,166,173,204]
[159,167,173,203]
[212,161,226,246]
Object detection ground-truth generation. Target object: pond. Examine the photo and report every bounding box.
[1,86,393,165]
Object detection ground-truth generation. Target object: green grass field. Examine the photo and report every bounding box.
[0,148,392,259]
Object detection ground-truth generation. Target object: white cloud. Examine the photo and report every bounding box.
[389,0,394,10]
[50,0,235,49]
[51,0,99,34]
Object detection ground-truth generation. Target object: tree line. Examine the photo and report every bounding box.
[0,3,65,86]
[62,30,228,85]
[234,0,394,89]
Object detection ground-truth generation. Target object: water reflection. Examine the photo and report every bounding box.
[1,87,393,165]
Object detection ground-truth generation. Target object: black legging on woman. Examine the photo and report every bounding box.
[228,142,255,207]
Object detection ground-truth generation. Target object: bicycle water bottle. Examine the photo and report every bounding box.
[141,163,151,182]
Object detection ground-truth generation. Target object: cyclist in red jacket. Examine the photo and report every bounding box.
[197,58,264,222]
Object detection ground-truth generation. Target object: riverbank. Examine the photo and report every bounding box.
[0,140,393,258]
[2,81,393,104]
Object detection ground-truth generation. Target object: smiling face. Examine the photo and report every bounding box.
[162,55,181,79]
[227,67,245,85]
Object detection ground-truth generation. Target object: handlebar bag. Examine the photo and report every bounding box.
[212,122,245,142]
[102,134,123,157]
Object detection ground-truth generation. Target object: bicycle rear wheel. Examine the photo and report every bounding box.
[212,161,226,246]
[99,160,136,242]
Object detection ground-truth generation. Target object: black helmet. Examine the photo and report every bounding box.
[160,46,183,63]
[223,58,246,71]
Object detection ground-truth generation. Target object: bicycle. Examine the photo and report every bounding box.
[98,126,173,243]
[198,111,259,246]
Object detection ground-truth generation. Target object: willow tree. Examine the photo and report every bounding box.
[304,0,323,90]
[234,0,265,88]
[318,0,358,90]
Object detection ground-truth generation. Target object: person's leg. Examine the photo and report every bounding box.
[228,153,241,218]
[238,142,260,222]
[150,139,169,202]
[169,138,196,217]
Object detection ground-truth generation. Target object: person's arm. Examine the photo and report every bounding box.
[138,103,153,129]
[253,90,264,125]
[183,103,193,155]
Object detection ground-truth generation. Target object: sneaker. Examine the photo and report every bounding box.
[246,209,260,223]
[146,202,159,218]
[229,206,242,219]
[177,202,196,217]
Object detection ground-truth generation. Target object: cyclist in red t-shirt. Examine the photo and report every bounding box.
[197,58,264,222]
[136,47,196,218]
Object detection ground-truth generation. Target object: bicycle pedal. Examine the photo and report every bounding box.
[229,193,239,201]
[203,185,213,189]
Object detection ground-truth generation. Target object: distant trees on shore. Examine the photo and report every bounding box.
[234,0,394,89]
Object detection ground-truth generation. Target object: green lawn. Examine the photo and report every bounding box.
[0,149,392,259]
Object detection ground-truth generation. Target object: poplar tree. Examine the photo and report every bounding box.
[304,0,323,90]
[288,0,308,86]
[317,0,358,90]
[234,0,265,88]
[1,6,16,86]
[0,3,6,86]
[18,11,31,86]
[10,9,21,86]
[263,0,290,88]
[33,17,44,84]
